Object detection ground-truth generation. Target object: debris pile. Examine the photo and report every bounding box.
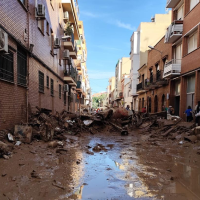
[141,118,200,144]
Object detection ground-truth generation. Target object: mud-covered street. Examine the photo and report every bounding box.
[1,129,200,200]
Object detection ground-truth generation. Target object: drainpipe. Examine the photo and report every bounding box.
[27,1,30,124]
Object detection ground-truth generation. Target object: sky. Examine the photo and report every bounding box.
[78,0,169,94]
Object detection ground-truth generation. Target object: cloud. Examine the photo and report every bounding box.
[81,11,98,18]
[88,70,114,80]
[115,20,135,31]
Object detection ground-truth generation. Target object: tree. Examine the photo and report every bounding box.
[92,93,107,109]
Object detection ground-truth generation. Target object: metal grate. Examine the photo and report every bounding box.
[39,71,44,93]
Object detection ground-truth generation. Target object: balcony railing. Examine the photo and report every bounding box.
[165,20,183,43]
[76,80,81,89]
[163,59,181,78]
[150,74,154,83]
[137,82,143,91]
[64,65,77,82]
[166,0,181,8]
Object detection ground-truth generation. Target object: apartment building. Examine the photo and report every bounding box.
[130,12,172,111]
[165,0,200,119]
[113,57,131,107]
[75,21,91,111]
[0,0,88,130]
[106,77,115,106]
[137,37,172,113]
[122,75,132,108]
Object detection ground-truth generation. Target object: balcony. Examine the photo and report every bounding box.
[165,20,183,43]
[76,80,82,92]
[163,59,181,78]
[155,70,168,86]
[62,0,80,40]
[63,33,77,59]
[166,0,181,8]
[64,66,77,86]
[136,82,146,94]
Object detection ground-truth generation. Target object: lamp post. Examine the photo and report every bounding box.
[148,46,162,56]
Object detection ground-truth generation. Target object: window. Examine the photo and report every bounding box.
[59,84,61,99]
[38,20,45,35]
[39,71,44,93]
[79,25,82,29]
[187,75,195,93]
[64,92,66,106]
[17,46,27,86]
[46,21,49,35]
[0,52,14,82]
[51,79,54,96]
[188,31,197,53]
[177,5,184,20]
[190,0,199,10]
[47,76,49,88]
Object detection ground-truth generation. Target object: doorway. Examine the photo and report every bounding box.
[175,96,180,116]
[148,97,151,113]
[154,95,158,113]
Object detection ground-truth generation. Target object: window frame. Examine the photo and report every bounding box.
[59,84,61,99]
[46,21,50,35]
[188,31,198,54]
[46,76,49,88]
[38,20,45,36]
[39,71,44,93]
[50,78,54,96]
[190,0,199,11]
[0,51,14,83]
[17,46,27,87]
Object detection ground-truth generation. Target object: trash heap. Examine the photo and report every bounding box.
[141,118,200,144]
[0,107,134,159]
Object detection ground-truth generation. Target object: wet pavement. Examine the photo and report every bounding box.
[0,131,200,200]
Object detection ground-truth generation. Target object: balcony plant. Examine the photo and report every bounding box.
[64,22,73,41]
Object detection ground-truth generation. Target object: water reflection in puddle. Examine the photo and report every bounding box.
[59,136,200,200]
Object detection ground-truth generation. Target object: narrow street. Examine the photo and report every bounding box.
[1,130,200,200]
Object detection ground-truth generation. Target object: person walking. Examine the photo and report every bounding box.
[185,106,193,122]
[126,105,130,111]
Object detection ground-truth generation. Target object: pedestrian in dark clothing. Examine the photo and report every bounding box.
[185,106,193,122]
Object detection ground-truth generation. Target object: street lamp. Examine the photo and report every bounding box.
[148,46,162,55]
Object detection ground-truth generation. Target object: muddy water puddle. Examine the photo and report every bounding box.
[64,135,200,200]
[1,134,200,200]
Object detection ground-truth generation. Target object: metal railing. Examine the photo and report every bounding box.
[137,82,143,91]
[64,65,78,82]
[164,59,181,77]
[150,74,154,83]
[76,80,81,88]
[0,68,14,82]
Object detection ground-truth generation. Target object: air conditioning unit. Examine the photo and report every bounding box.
[0,29,8,53]
[36,4,45,17]
[63,50,70,59]
[63,11,69,21]
[54,38,60,48]
[63,84,69,92]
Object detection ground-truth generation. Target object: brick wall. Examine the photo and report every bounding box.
[140,37,172,113]
[0,0,71,131]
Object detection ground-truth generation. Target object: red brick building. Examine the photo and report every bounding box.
[137,0,200,120]
[0,0,80,130]
[137,37,172,113]
[165,0,200,119]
